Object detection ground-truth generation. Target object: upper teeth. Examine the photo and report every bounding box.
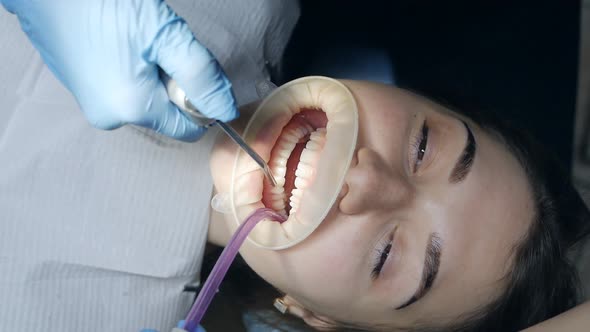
[268,127,327,215]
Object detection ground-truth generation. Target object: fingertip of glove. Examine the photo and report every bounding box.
[166,124,207,142]
[178,131,206,142]
[87,117,124,131]
[191,97,239,124]
[185,78,239,123]
[148,97,208,142]
[218,105,240,123]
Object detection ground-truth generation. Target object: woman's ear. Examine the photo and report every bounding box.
[276,295,339,331]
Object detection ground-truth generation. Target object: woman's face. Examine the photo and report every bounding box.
[209,80,534,328]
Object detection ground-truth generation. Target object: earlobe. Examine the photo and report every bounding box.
[275,295,339,331]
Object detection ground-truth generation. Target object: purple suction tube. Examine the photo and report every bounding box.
[183,208,286,332]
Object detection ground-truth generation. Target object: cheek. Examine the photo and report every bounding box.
[287,231,354,277]
[359,106,407,153]
[280,216,364,296]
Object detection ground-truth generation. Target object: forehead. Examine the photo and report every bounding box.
[418,122,535,320]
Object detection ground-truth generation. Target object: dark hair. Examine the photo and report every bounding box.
[326,106,590,332]
[201,98,590,332]
[388,97,590,332]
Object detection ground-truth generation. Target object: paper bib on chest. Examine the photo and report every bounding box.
[0,1,299,331]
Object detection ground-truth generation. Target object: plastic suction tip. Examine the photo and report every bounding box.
[211,192,232,214]
[182,208,285,331]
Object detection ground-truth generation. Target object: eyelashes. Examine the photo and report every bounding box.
[371,120,429,280]
[371,121,429,279]
[410,120,429,173]
[371,238,392,279]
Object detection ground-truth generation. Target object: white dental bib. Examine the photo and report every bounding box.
[0,1,299,331]
[230,77,359,249]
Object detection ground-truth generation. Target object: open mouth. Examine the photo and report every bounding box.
[262,108,328,217]
[229,76,358,249]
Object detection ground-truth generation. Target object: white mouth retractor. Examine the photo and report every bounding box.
[230,76,359,250]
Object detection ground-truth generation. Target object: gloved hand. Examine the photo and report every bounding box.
[1,0,238,141]
[140,319,206,332]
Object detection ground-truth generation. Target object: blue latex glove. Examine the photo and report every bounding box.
[141,320,206,332]
[1,0,238,141]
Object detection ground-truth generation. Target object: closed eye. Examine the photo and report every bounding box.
[371,228,397,279]
[371,242,392,279]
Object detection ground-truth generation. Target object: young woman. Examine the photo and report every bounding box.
[206,77,590,332]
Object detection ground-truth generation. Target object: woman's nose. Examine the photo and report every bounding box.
[339,147,413,215]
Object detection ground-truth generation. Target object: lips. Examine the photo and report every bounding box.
[230,77,359,250]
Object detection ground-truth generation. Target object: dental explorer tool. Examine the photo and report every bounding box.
[161,72,278,186]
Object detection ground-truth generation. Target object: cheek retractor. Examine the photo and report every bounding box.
[230,76,359,250]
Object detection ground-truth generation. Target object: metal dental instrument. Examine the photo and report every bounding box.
[162,73,278,186]
[215,121,278,187]
[181,97,278,187]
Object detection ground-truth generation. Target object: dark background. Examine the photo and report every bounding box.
[282,0,581,170]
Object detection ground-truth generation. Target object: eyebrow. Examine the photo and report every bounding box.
[395,233,442,310]
[449,121,477,183]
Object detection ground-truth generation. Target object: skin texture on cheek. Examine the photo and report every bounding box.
[281,215,361,297]
[275,207,392,322]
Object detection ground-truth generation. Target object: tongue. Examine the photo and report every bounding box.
[284,141,307,215]
[296,107,329,128]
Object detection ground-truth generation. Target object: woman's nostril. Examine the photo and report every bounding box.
[356,147,370,160]
[339,188,363,215]
[339,147,414,215]
[339,168,377,215]
[349,150,359,167]
[338,183,349,199]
